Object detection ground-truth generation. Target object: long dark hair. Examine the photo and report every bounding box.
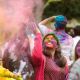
[75,40,80,60]
[43,33,67,68]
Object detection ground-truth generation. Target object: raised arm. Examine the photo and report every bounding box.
[38,16,56,35]
[28,27,43,65]
[39,16,56,25]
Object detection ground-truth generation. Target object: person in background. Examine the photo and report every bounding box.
[67,40,80,80]
[71,25,80,64]
[67,28,75,37]
[38,15,73,66]
[28,27,68,80]
[73,25,80,37]
[0,51,22,80]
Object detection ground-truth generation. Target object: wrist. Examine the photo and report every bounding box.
[47,16,56,22]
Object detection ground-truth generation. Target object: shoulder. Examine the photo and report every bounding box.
[73,36,80,42]
[72,36,80,48]
[67,59,80,80]
[70,59,80,72]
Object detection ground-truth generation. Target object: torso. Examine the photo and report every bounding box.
[44,57,66,80]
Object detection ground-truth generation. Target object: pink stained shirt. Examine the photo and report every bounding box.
[31,33,68,80]
[31,33,46,80]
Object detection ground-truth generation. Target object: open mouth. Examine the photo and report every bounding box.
[45,42,54,48]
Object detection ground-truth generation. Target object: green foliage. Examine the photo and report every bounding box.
[43,0,80,19]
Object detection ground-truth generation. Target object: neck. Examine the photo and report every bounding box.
[51,51,55,59]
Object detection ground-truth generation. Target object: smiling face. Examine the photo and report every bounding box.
[43,34,59,57]
[44,35,58,49]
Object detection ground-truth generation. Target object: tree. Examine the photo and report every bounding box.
[43,0,80,19]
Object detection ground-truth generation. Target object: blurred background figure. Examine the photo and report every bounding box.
[66,28,75,37]
[71,25,80,63]
[73,25,80,37]
[0,49,22,80]
[67,40,80,80]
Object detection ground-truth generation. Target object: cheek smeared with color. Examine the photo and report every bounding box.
[44,36,58,49]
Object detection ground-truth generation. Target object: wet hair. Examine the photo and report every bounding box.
[43,33,67,68]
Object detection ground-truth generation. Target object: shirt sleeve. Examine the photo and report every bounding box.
[38,23,52,36]
[32,33,44,66]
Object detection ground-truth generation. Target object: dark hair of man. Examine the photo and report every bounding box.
[74,25,80,36]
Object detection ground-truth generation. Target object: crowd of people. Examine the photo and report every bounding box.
[28,15,80,80]
[0,15,80,80]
